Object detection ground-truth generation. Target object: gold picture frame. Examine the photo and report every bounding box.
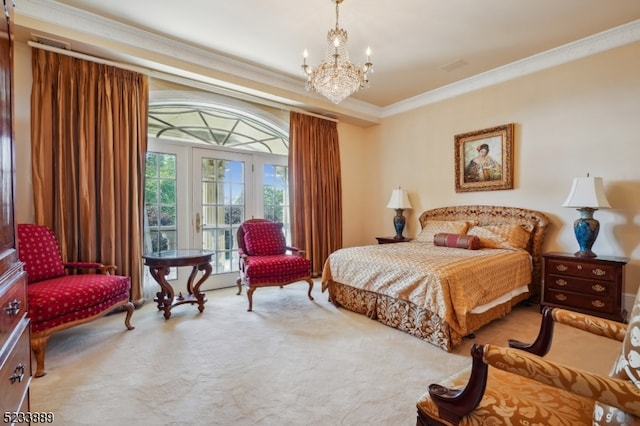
[455,123,514,192]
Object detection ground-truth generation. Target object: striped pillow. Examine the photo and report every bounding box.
[433,233,481,250]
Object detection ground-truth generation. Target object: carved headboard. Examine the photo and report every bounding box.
[419,205,550,300]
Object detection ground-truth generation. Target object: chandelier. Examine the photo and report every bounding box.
[301,0,373,104]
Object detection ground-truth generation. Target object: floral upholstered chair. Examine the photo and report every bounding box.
[236,219,313,312]
[416,287,640,425]
[17,224,135,377]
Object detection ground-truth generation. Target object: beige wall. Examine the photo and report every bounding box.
[341,41,640,301]
[13,39,640,303]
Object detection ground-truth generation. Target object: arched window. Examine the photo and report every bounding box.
[148,91,289,154]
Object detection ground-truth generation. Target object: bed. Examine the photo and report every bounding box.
[321,205,549,351]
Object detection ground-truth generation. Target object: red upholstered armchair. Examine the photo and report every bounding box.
[236,219,313,312]
[17,224,135,377]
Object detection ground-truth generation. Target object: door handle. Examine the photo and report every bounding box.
[195,212,201,233]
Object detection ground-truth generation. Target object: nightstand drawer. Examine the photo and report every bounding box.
[542,252,628,322]
[546,258,616,281]
[546,274,612,296]
[545,289,614,314]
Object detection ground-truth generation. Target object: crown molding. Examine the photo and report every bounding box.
[15,0,383,126]
[14,1,640,125]
[382,19,640,118]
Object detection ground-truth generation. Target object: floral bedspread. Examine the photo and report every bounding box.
[321,241,532,336]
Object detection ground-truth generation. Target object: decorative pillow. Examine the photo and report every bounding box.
[242,221,286,256]
[595,290,640,424]
[433,233,481,250]
[415,220,475,243]
[467,224,531,250]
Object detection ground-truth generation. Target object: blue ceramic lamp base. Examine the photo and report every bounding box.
[573,207,600,258]
[393,209,406,239]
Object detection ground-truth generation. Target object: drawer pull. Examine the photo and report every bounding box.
[592,300,605,308]
[9,363,25,384]
[592,284,606,292]
[555,264,568,272]
[577,265,583,270]
[555,279,568,286]
[592,268,606,277]
[4,298,21,316]
[554,294,567,301]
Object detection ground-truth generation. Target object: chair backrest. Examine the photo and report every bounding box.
[17,224,66,283]
[238,219,286,256]
[595,288,640,424]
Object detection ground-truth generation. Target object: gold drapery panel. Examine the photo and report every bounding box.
[288,112,342,276]
[30,49,148,304]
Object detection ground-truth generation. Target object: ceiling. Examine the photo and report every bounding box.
[12,0,640,124]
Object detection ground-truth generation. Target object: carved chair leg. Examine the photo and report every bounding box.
[247,287,256,312]
[31,333,51,378]
[122,302,135,330]
[306,278,314,301]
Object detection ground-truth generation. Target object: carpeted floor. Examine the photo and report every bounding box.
[29,281,619,425]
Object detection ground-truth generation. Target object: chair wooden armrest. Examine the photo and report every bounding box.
[428,342,640,423]
[285,246,305,256]
[427,345,489,424]
[508,306,627,356]
[64,261,118,274]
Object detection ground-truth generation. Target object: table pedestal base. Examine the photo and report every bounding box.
[143,250,214,319]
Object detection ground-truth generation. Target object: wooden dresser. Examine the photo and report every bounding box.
[542,252,628,322]
[0,0,31,416]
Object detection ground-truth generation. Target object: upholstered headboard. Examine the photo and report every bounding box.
[418,205,550,300]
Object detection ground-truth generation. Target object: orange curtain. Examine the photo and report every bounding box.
[288,112,342,276]
[30,49,148,304]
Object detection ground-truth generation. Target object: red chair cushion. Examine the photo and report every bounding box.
[17,224,66,283]
[27,274,131,330]
[242,221,286,256]
[244,254,311,286]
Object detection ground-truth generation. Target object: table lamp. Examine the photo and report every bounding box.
[386,187,412,239]
[562,175,611,258]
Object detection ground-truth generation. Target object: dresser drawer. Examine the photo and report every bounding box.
[546,274,613,296]
[545,289,614,315]
[0,319,32,413]
[546,258,617,281]
[0,268,27,352]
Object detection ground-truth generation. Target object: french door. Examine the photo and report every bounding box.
[144,140,288,293]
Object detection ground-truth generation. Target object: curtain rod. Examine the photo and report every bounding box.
[26,40,339,123]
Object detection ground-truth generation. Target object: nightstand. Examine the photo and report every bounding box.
[542,252,628,322]
[376,236,412,244]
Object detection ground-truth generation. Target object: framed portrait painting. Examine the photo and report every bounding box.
[454,123,514,192]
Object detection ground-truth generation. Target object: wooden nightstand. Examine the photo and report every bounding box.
[376,236,412,244]
[542,252,628,322]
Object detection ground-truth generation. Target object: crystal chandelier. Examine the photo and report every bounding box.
[301,0,373,104]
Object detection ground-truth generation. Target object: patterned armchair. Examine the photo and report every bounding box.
[236,219,313,312]
[417,287,640,425]
[17,224,135,377]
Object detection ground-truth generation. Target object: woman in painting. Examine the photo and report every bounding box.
[464,143,501,182]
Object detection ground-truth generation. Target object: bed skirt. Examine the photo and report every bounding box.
[325,279,530,352]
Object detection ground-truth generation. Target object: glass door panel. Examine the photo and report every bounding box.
[194,149,253,290]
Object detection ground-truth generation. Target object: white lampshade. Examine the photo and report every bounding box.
[562,177,611,209]
[386,188,412,209]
